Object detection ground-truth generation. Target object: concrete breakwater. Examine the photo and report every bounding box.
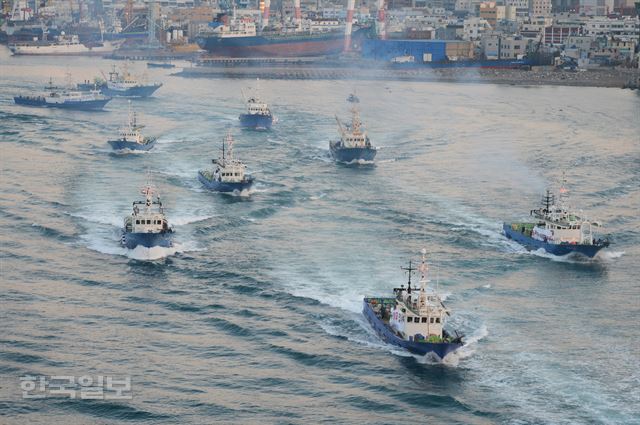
[176,64,639,88]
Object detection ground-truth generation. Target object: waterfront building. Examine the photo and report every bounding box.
[482,33,530,58]
[463,16,491,40]
[578,0,614,15]
[529,0,552,17]
[479,2,506,27]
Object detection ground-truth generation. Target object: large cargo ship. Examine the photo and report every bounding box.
[196,15,352,57]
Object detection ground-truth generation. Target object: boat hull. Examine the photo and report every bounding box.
[198,172,254,193]
[503,223,606,258]
[147,63,175,69]
[330,144,377,163]
[121,231,173,249]
[239,113,273,129]
[108,138,156,151]
[362,299,462,359]
[101,84,162,98]
[14,96,111,110]
[196,32,345,58]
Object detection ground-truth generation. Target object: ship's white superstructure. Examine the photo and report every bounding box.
[334,107,373,149]
[388,250,450,341]
[529,183,603,245]
[123,185,171,235]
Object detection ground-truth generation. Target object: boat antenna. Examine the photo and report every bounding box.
[351,106,362,134]
[418,248,429,291]
[436,260,439,293]
[559,171,569,206]
[401,260,415,293]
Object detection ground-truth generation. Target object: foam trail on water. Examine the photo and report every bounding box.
[170,214,215,226]
[126,242,204,260]
[68,211,122,227]
[82,234,204,260]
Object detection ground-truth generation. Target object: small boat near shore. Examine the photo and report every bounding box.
[147,61,176,69]
[363,249,464,360]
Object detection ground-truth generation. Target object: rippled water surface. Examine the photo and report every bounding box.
[1,49,639,424]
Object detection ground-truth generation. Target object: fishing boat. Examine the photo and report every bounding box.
[503,181,609,258]
[330,106,376,163]
[122,184,173,249]
[239,81,273,130]
[100,64,162,98]
[198,131,255,193]
[14,77,111,110]
[363,249,464,360]
[108,103,156,152]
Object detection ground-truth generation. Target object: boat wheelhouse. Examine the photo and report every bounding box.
[363,249,464,360]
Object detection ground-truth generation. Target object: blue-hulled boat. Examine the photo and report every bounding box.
[14,77,111,111]
[363,249,464,360]
[147,62,175,69]
[198,131,255,193]
[100,64,162,98]
[239,80,273,130]
[503,185,609,258]
[108,103,156,152]
[121,184,173,249]
[330,106,376,163]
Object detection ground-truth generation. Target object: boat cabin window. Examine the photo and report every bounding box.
[435,318,441,323]
[146,220,151,224]
[136,219,140,224]
[421,317,428,323]
[430,317,434,323]
[407,317,412,323]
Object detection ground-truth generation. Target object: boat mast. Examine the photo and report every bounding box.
[542,189,554,214]
[401,260,415,293]
[558,171,569,208]
[418,249,430,310]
